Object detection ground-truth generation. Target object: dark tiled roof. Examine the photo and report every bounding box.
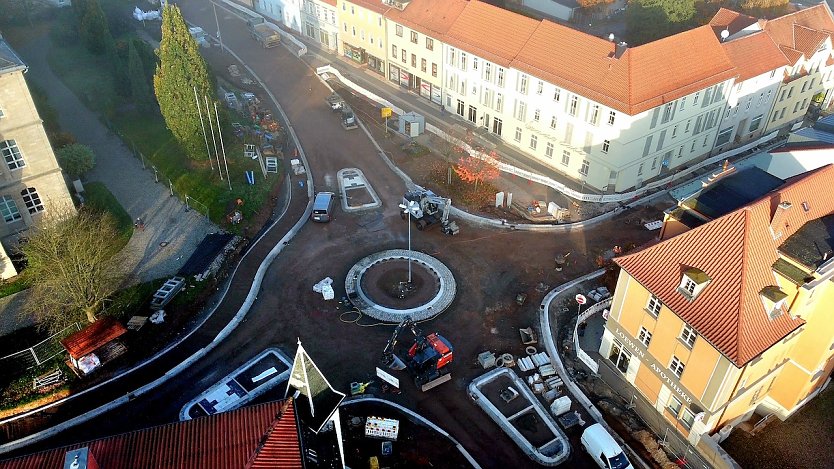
[686,167,784,219]
[0,38,26,75]
[780,213,834,269]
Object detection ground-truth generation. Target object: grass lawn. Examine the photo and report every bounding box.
[43,14,279,228]
[83,182,134,246]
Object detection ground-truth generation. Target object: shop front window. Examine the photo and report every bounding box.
[609,340,631,374]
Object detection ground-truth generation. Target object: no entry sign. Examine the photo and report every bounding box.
[575,294,587,305]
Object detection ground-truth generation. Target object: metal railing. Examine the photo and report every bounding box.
[0,323,81,381]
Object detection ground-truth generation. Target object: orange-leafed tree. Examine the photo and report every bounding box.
[453,147,500,191]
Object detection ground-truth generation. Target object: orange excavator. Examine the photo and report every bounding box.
[381,318,454,391]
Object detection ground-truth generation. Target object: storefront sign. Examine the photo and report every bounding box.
[610,325,697,406]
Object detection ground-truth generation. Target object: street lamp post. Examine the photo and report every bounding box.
[398,200,419,284]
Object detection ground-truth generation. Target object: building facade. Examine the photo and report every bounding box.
[0,38,74,278]
[255,0,303,33]
[600,165,834,448]
[301,0,339,51]
[383,0,466,105]
[337,0,389,75]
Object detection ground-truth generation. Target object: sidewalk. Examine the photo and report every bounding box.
[12,33,217,284]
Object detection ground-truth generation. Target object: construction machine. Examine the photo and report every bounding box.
[381,318,453,391]
[401,187,460,235]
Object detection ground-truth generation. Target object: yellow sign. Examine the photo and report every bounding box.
[381,107,392,118]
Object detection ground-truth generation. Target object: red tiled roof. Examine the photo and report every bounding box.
[247,400,303,468]
[443,0,540,67]
[513,23,737,114]
[709,7,758,36]
[61,317,127,359]
[345,0,390,15]
[722,32,789,82]
[0,400,302,469]
[385,0,468,37]
[615,165,834,365]
[762,4,834,60]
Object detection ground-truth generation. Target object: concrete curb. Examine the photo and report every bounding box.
[342,396,482,469]
[0,35,316,455]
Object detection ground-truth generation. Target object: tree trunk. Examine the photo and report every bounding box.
[85,308,97,323]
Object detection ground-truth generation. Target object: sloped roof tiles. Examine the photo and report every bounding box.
[616,165,834,366]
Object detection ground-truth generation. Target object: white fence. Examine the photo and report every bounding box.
[573,298,612,374]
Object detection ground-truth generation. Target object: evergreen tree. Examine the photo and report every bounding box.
[154,5,216,160]
[80,0,110,54]
[128,40,153,109]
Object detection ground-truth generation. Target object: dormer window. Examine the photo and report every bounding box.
[679,267,710,300]
[761,286,788,319]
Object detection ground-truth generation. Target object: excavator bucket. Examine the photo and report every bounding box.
[386,354,407,371]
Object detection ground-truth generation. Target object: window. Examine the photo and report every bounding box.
[602,140,610,153]
[693,91,700,105]
[680,325,697,348]
[456,99,465,116]
[350,5,354,13]
[682,277,697,296]
[537,81,543,95]
[715,127,733,146]
[514,127,522,142]
[529,135,538,150]
[545,142,554,158]
[680,96,686,110]
[402,49,406,64]
[680,408,695,429]
[497,67,505,87]
[533,109,540,122]
[496,93,504,112]
[646,295,661,316]
[492,117,503,136]
[343,23,347,32]
[662,103,673,123]
[0,196,20,223]
[396,24,403,37]
[21,187,43,214]
[568,96,578,116]
[554,88,561,102]
[669,356,685,378]
[609,340,632,374]
[667,396,683,416]
[431,63,437,78]
[637,163,644,176]
[579,159,589,176]
[516,101,527,122]
[410,31,418,44]
[607,110,616,125]
[684,120,691,133]
[426,37,433,51]
[421,58,427,72]
[561,150,570,166]
[1,140,25,170]
[749,115,763,132]
[392,44,397,57]
[638,327,652,347]
[550,116,557,129]
[460,52,467,71]
[411,54,416,68]
[589,104,600,125]
[519,74,528,94]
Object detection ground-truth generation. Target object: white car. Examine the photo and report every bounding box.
[188,27,210,48]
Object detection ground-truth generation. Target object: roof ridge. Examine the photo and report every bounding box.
[245,399,299,469]
[733,208,757,363]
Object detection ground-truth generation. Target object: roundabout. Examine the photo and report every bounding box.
[345,249,456,322]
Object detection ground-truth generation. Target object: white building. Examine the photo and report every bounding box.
[301,0,339,51]
[255,0,303,33]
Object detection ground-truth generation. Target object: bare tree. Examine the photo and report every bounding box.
[20,206,126,332]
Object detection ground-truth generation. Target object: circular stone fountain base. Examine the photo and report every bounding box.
[345,249,456,322]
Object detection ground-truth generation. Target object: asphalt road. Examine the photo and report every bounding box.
[1,3,664,468]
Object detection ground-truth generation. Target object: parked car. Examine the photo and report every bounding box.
[581,423,633,469]
[311,192,336,222]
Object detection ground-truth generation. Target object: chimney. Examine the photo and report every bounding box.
[770,201,792,239]
[64,448,99,469]
[615,42,628,59]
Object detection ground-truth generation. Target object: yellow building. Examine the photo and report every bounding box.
[600,164,834,449]
[337,0,390,75]
[0,37,74,279]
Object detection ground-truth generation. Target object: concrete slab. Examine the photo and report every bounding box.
[337,168,381,212]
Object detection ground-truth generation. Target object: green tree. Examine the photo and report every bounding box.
[626,0,696,44]
[128,40,153,109]
[56,144,96,178]
[154,5,216,160]
[80,0,110,54]
[21,207,126,332]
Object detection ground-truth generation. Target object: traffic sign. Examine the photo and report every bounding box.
[575,294,587,305]
[381,107,393,118]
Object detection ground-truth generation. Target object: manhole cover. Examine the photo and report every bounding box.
[159,242,169,247]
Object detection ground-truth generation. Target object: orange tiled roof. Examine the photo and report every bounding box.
[762,4,834,59]
[513,24,737,114]
[345,0,390,15]
[722,32,789,82]
[616,165,834,366]
[385,0,469,37]
[443,0,540,67]
[710,7,758,36]
[319,0,336,6]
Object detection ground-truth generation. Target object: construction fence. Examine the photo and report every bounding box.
[0,323,81,383]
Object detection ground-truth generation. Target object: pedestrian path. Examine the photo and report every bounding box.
[13,33,217,284]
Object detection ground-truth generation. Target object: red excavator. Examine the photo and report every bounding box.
[381,318,453,391]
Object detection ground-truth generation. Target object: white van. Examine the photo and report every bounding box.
[581,423,633,469]
[311,192,336,222]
